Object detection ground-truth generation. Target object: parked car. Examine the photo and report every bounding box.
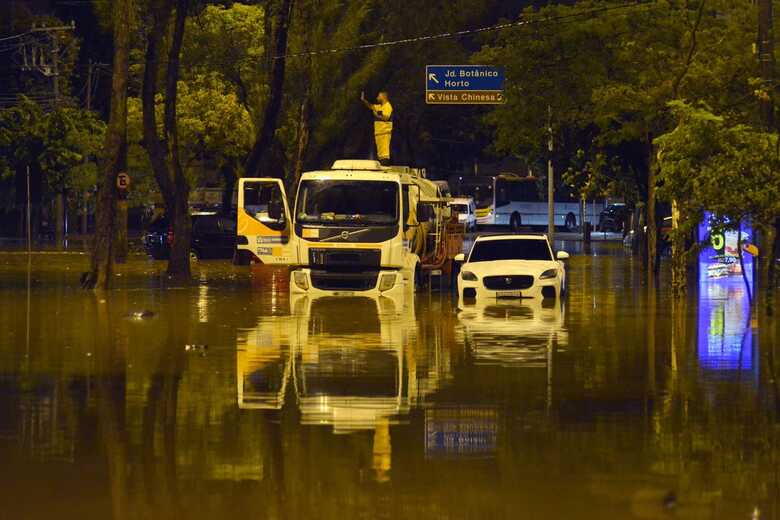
[448,197,477,232]
[455,234,569,301]
[597,203,629,232]
[144,212,237,260]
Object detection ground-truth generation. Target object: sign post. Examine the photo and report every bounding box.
[115,172,130,263]
[425,65,505,105]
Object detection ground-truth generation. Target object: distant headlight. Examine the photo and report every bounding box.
[540,269,558,280]
[293,271,309,290]
[461,270,478,281]
[379,273,396,291]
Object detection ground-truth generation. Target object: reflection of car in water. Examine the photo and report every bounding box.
[456,298,566,367]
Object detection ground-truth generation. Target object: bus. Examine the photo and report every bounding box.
[452,173,604,231]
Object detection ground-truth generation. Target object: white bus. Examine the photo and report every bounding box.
[453,174,603,231]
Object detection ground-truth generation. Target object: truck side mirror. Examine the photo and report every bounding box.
[417,202,432,223]
[268,200,284,221]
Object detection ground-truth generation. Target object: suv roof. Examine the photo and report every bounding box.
[474,234,548,242]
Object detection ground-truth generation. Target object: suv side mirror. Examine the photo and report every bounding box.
[556,251,570,260]
[417,202,433,223]
[268,200,284,221]
[454,253,466,263]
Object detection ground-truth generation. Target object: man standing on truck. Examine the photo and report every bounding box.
[361,90,393,165]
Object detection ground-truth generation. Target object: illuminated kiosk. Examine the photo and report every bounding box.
[696,214,755,373]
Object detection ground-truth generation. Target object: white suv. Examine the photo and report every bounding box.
[456,234,569,301]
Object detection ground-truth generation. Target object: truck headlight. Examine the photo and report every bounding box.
[461,271,478,281]
[379,273,396,291]
[539,269,557,280]
[293,271,309,290]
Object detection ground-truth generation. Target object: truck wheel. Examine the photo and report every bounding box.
[565,213,577,232]
[510,213,521,233]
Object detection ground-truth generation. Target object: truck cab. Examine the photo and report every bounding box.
[236,160,456,296]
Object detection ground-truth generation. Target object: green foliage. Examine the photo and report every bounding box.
[181,3,267,120]
[0,97,105,207]
[126,74,254,204]
[477,0,758,204]
[655,101,780,234]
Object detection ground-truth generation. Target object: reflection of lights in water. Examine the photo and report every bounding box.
[697,281,752,371]
[197,279,209,323]
[425,407,498,458]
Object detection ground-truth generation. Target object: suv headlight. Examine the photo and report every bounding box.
[461,270,478,282]
[293,271,309,290]
[540,269,557,280]
[379,273,396,291]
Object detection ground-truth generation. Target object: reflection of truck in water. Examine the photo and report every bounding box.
[236,292,415,431]
[235,160,462,295]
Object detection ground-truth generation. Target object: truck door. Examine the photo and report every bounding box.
[237,178,299,264]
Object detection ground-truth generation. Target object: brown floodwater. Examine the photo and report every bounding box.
[0,244,778,519]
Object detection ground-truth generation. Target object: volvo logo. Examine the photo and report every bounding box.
[340,231,350,240]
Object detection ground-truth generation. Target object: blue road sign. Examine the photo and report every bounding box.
[426,65,504,104]
[426,65,504,91]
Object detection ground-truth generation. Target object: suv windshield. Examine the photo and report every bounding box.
[296,180,399,226]
[469,239,552,262]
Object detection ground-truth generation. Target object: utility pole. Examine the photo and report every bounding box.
[50,29,65,250]
[759,0,774,129]
[82,60,93,236]
[547,105,555,244]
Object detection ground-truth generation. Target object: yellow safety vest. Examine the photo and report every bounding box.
[373,102,393,136]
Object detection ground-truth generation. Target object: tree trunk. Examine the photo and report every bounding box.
[81,191,88,234]
[291,93,311,193]
[244,0,295,178]
[669,200,684,296]
[141,0,191,281]
[115,197,128,263]
[55,190,65,250]
[220,163,236,214]
[646,141,658,285]
[82,0,131,290]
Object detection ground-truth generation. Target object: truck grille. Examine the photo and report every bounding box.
[309,248,381,269]
[310,270,379,291]
[483,275,534,290]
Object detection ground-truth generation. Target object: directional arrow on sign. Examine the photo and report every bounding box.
[428,72,439,84]
[428,92,435,101]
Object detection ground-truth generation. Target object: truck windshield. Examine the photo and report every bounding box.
[296,180,399,226]
[469,239,552,262]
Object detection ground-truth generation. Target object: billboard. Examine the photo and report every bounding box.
[697,213,755,372]
[697,213,754,285]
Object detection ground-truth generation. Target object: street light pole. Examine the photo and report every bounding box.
[547,105,555,243]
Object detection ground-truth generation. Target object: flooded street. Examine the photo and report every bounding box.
[1,245,778,519]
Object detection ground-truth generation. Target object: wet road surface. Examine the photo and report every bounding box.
[0,244,778,519]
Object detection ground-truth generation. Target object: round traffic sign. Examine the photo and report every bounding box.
[117,172,130,190]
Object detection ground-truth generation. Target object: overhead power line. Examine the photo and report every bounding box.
[274,1,658,60]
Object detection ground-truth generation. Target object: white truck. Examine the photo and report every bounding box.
[235,160,462,296]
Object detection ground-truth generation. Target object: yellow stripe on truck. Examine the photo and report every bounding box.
[475,207,491,218]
